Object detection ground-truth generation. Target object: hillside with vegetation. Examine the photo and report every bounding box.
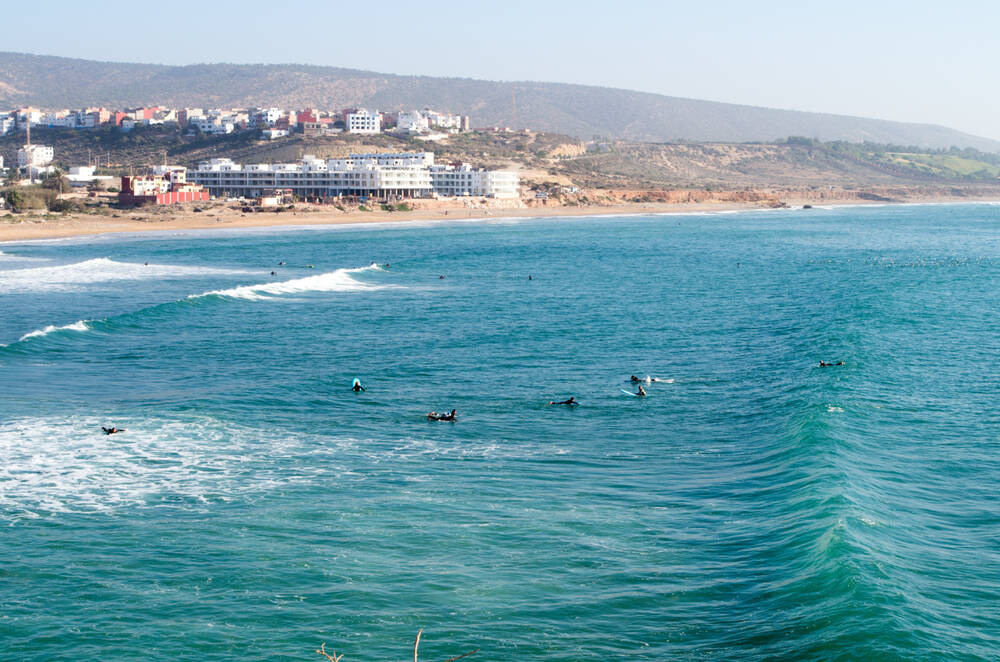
[3,52,1000,151]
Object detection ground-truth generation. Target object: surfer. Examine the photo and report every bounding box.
[630,375,640,383]
[102,426,125,435]
[528,275,533,280]
[352,379,366,392]
[427,409,457,421]
[637,385,647,397]
[548,397,577,405]
[439,275,445,279]
[819,361,845,367]
[278,261,285,266]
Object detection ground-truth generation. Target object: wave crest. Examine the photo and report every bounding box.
[192,264,385,301]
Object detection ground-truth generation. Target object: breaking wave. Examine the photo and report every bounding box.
[0,257,253,293]
[18,320,92,341]
[3,264,389,348]
[191,264,386,301]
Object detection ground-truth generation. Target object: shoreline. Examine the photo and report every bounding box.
[2,195,999,244]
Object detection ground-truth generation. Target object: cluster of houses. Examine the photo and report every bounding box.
[1,105,522,206]
[0,106,471,140]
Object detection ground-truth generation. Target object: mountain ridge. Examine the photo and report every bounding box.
[2,51,998,152]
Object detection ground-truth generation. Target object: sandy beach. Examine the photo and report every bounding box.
[2,193,998,243]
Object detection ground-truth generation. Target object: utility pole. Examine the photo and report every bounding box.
[511,86,516,131]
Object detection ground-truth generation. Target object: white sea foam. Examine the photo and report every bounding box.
[18,320,92,341]
[0,258,253,294]
[193,264,386,301]
[0,415,345,518]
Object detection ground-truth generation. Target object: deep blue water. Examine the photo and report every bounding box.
[1,204,999,660]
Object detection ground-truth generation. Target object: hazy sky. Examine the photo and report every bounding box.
[6,0,999,139]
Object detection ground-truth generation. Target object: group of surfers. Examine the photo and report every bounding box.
[102,363,846,432]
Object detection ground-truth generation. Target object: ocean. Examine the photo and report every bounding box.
[1,204,998,660]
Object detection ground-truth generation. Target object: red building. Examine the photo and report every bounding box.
[119,175,209,206]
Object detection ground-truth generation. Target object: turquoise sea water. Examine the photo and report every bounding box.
[1,204,998,660]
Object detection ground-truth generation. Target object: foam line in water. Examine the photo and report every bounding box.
[0,257,253,293]
[192,264,386,301]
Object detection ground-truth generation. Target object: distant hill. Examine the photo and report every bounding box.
[2,52,999,152]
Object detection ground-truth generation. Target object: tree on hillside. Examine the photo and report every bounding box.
[41,169,72,193]
[5,189,25,212]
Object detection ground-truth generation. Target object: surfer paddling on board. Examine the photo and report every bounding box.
[637,385,647,397]
[427,409,457,421]
[819,361,845,367]
[352,379,366,392]
[548,397,578,406]
[102,426,125,435]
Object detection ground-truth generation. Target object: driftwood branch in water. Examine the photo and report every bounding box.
[315,643,344,662]
[316,629,476,662]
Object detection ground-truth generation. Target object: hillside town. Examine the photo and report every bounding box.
[0,104,523,209]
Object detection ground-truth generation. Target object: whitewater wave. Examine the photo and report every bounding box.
[0,257,253,293]
[3,264,389,348]
[0,415,346,518]
[192,264,386,301]
[18,320,92,341]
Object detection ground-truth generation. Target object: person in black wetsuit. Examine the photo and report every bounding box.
[549,397,577,405]
[637,385,647,397]
[102,426,125,435]
[428,409,457,421]
[352,380,366,392]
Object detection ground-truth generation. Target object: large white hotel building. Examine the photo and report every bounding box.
[188,152,520,200]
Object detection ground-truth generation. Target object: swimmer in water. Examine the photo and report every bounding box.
[637,385,647,397]
[548,397,577,406]
[102,426,125,435]
[630,375,640,383]
[427,409,457,421]
[352,380,366,392]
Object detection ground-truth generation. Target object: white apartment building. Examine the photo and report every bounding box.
[430,163,521,199]
[346,109,382,134]
[191,117,235,134]
[17,144,54,170]
[0,116,14,135]
[17,109,42,126]
[188,152,517,200]
[253,108,285,127]
[397,110,430,134]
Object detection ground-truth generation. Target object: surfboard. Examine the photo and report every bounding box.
[620,389,638,397]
